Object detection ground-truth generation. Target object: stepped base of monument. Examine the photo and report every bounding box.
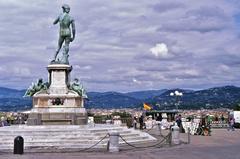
[27,107,87,125]
[0,124,156,153]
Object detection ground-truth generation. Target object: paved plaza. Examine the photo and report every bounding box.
[0,129,239,159]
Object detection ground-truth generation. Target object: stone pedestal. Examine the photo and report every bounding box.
[47,64,71,94]
[27,64,87,125]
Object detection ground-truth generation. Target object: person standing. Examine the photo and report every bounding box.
[206,115,212,136]
[228,117,235,131]
[176,114,184,133]
[133,116,137,129]
[0,117,8,127]
[139,115,144,130]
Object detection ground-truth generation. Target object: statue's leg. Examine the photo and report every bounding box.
[61,37,71,64]
[54,37,65,60]
[64,37,71,54]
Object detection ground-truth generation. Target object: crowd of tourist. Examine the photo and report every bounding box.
[0,112,27,127]
[0,110,237,134]
[130,111,237,136]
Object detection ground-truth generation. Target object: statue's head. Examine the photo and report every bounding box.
[73,78,79,83]
[38,78,43,84]
[62,4,70,13]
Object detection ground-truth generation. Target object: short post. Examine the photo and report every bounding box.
[169,129,172,146]
[187,127,191,144]
[14,136,24,154]
[108,131,119,152]
[171,123,180,145]
[106,120,112,125]
[158,123,162,136]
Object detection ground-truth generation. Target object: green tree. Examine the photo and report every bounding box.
[111,112,131,118]
[233,103,240,111]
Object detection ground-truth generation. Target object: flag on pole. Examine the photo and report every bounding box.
[143,103,152,110]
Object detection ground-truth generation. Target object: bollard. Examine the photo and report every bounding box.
[14,136,24,154]
[158,123,162,136]
[171,123,180,145]
[108,131,119,152]
[106,120,112,125]
[187,127,191,144]
[168,129,172,146]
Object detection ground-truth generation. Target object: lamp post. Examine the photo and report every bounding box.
[170,90,183,111]
[156,103,160,109]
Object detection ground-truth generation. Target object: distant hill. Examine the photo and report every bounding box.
[0,86,240,111]
[124,89,167,100]
[148,86,240,110]
[0,87,31,111]
[86,92,142,108]
[0,98,31,112]
[0,87,26,98]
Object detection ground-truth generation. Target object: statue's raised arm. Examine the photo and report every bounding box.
[71,19,75,42]
[52,4,75,64]
[53,16,59,25]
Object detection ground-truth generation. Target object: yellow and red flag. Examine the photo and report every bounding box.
[143,103,152,110]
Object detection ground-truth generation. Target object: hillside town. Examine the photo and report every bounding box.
[0,108,237,129]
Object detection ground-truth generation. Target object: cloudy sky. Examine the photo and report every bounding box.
[0,0,240,92]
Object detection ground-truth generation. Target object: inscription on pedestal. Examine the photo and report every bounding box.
[49,70,68,94]
[51,71,66,86]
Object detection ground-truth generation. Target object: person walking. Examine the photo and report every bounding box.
[176,114,184,133]
[0,117,8,127]
[228,117,235,131]
[133,116,137,129]
[139,115,144,130]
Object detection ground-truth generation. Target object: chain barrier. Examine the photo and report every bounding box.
[180,127,191,145]
[146,124,191,145]
[143,123,165,138]
[78,134,109,152]
[145,123,160,132]
[119,132,171,149]
[76,124,189,152]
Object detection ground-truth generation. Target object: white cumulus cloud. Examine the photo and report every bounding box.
[75,65,92,70]
[150,43,169,58]
[132,78,141,84]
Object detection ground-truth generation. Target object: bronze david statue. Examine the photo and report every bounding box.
[52,4,75,64]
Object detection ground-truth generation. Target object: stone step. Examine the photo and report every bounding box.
[0,135,149,145]
[0,125,123,130]
[0,144,108,153]
[0,139,153,153]
[0,130,130,136]
[0,144,107,149]
[0,128,131,132]
[0,125,156,152]
[0,133,140,141]
[0,136,152,148]
[0,129,136,137]
[0,140,108,145]
[0,128,131,136]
